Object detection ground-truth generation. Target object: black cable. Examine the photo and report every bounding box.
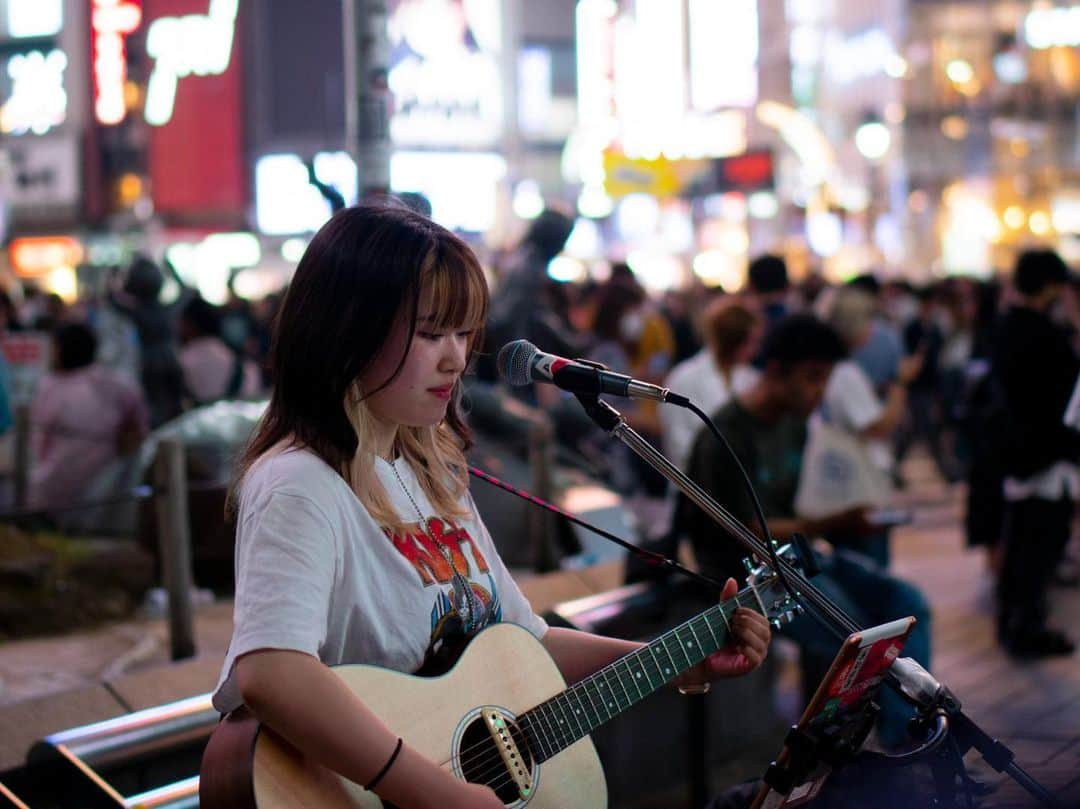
[682,401,795,593]
[467,465,730,591]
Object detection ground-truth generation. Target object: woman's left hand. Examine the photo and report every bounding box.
[673,578,772,688]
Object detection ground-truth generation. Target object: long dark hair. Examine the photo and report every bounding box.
[232,202,488,528]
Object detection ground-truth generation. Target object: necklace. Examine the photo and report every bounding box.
[387,459,486,632]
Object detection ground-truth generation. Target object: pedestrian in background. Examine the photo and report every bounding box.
[29,322,148,524]
[992,249,1079,658]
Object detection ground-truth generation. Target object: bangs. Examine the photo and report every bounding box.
[417,240,489,331]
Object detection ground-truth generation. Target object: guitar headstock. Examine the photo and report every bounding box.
[743,543,806,631]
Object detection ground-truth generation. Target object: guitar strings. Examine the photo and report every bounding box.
[444,601,743,787]
[446,596,770,797]
[450,643,711,796]
[444,598,743,776]
[446,642,681,780]
[451,646,699,791]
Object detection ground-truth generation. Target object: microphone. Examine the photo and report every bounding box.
[497,339,689,406]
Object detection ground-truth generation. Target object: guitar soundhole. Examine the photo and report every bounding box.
[458,716,534,804]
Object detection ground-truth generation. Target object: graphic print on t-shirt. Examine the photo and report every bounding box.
[385,516,503,663]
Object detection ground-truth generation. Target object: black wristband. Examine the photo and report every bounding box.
[365,737,403,792]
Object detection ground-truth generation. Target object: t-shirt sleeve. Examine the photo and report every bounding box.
[228,490,339,664]
[465,493,548,640]
[825,363,883,433]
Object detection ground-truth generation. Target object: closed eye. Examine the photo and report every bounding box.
[417,329,476,340]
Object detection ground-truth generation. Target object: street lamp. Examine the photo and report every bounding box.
[855,116,891,161]
[854,112,891,251]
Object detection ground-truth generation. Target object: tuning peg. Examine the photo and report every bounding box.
[770,618,783,631]
[742,557,756,575]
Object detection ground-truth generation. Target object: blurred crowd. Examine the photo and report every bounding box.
[0,206,1077,680]
[0,257,277,517]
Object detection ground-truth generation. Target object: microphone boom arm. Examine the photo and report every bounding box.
[572,391,858,639]
[571,392,1060,808]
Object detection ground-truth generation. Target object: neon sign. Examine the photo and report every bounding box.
[91,0,142,125]
[144,0,238,126]
[8,0,63,38]
[1,50,68,135]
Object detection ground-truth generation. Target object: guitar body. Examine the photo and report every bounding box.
[203,562,795,808]
[201,623,607,808]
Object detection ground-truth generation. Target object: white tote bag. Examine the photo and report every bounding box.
[795,418,891,518]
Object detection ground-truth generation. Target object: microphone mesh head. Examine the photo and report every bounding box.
[497,340,538,386]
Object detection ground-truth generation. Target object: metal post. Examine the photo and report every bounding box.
[13,405,30,510]
[343,0,392,198]
[153,439,195,660]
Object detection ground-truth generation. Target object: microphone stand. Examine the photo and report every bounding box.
[570,391,1060,808]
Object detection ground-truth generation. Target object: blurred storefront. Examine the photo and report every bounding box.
[559,0,774,292]
[751,0,911,283]
[904,0,1080,273]
[0,0,91,296]
[1,0,1075,302]
[563,0,1077,290]
[245,0,579,255]
[561,0,913,291]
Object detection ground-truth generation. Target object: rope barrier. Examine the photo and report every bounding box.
[21,419,238,451]
[0,480,228,523]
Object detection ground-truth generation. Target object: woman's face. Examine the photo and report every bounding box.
[359,301,475,431]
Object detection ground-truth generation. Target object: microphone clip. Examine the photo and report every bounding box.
[569,359,627,433]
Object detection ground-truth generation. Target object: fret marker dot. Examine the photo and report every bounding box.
[636,672,642,679]
[609,702,614,708]
[665,668,671,674]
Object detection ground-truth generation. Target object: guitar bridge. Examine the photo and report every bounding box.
[481,707,534,800]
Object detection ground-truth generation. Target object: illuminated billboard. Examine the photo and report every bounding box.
[144,0,246,220]
[387,0,503,147]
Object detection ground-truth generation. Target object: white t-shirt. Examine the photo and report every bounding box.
[212,447,548,714]
[660,350,759,469]
[821,360,893,472]
[179,337,262,403]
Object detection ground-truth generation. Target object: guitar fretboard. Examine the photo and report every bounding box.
[519,587,769,762]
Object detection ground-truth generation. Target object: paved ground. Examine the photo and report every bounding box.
[0,451,1077,806]
[887,459,1080,808]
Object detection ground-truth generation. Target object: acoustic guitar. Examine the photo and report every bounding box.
[200,558,802,808]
